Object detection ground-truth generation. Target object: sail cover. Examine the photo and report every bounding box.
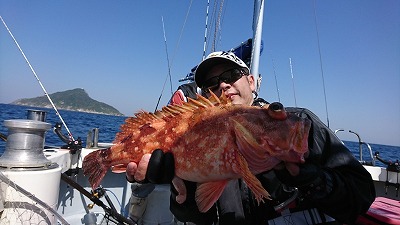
[179,38,264,82]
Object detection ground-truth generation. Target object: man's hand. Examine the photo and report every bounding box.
[273,150,314,187]
[172,177,187,204]
[274,162,321,187]
[126,149,174,184]
[126,154,151,182]
[125,149,189,204]
[274,161,301,176]
[274,161,333,200]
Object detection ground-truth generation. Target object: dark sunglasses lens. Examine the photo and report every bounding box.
[202,68,245,93]
[220,69,243,83]
[203,76,219,90]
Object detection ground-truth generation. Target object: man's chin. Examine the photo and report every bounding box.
[230,97,243,105]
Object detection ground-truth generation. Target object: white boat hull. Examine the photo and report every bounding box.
[51,147,133,224]
[1,145,398,224]
[0,166,62,224]
[364,165,400,200]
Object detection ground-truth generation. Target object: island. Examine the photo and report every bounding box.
[11,88,124,116]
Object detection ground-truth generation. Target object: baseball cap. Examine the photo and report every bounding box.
[194,51,250,88]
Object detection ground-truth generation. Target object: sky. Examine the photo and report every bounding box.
[0,1,399,147]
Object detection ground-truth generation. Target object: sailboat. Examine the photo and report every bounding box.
[0,1,265,224]
[0,1,399,224]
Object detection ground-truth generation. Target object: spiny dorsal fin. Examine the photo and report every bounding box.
[191,93,217,107]
[134,91,231,122]
[115,91,231,142]
[186,91,230,108]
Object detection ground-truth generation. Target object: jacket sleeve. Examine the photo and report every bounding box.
[294,108,376,224]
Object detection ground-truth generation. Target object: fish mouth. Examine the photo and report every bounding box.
[266,139,305,164]
[266,118,310,164]
[291,118,311,153]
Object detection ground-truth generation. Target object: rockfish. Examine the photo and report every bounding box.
[82,92,311,212]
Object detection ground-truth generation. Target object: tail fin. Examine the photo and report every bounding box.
[82,148,112,189]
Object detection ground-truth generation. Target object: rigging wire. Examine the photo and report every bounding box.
[271,57,281,102]
[162,16,173,96]
[289,58,298,107]
[202,0,211,60]
[155,16,173,112]
[208,0,216,53]
[217,1,227,51]
[170,0,193,67]
[313,0,330,127]
[218,0,227,51]
[209,0,218,53]
[210,0,218,52]
[154,1,193,111]
[0,15,75,141]
[203,0,225,59]
[212,0,224,52]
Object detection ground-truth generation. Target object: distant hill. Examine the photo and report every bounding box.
[11,88,124,116]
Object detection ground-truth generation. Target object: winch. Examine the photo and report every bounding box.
[0,109,52,168]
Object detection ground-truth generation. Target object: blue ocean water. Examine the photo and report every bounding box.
[0,103,398,168]
[0,103,126,151]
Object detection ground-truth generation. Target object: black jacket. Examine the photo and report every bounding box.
[170,98,375,225]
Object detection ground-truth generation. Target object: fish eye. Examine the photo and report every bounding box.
[270,102,283,111]
[267,102,287,120]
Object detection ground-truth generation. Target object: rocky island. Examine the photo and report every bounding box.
[11,88,124,116]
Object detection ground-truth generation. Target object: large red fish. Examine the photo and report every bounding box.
[82,92,311,212]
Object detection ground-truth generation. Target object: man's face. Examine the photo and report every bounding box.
[203,63,256,105]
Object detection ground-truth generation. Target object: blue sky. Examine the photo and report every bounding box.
[0,1,399,146]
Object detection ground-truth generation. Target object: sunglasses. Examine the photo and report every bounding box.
[201,68,248,93]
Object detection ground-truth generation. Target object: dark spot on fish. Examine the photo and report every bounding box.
[140,123,157,135]
[121,134,133,143]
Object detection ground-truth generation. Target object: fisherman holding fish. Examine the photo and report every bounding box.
[119,51,375,225]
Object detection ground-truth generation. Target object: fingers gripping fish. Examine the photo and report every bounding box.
[82,92,311,212]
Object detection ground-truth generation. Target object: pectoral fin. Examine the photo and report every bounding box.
[232,152,271,205]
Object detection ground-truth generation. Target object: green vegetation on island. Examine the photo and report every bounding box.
[12,88,124,116]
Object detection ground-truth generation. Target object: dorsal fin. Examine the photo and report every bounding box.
[135,91,231,122]
[186,91,230,108]
[115,91,231,143]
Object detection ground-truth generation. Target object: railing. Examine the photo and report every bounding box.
[334,129,375,166]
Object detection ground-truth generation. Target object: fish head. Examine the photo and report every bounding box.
[266,102,311,154]
[233,102,311,172]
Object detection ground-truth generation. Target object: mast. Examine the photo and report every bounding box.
[250,0,265,94]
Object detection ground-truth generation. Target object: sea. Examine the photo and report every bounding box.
[0,103,398,168]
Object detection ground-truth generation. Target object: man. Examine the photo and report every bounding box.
[127,51,375,225]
